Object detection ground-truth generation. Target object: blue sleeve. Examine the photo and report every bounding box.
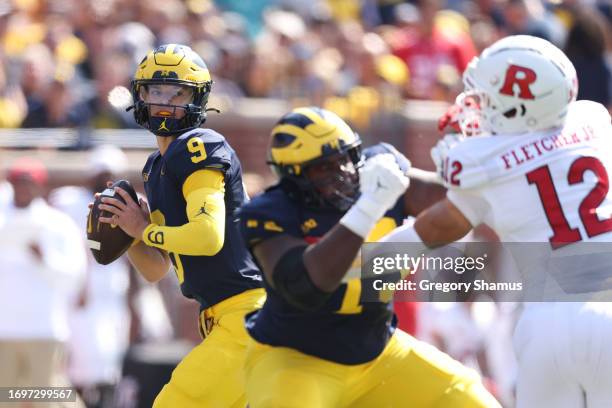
[238,190,303,248]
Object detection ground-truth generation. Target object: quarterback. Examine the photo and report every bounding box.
[383,35,612,407]
[239,107,500,407]
[97,44,264,407]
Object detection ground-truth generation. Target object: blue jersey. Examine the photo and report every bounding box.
[143,128,261,309]
[239,143,410,364]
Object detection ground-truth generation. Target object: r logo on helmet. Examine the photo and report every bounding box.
[499,64,537,99]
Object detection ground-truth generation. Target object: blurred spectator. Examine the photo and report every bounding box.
[392,0,477,100]
[498,0,565,46]
[214,0,271,38]
[563,7,612,109]
[19,43,91,128]
[0,0,606,130]
[0,157,86,403]
[0,173,12,210]
[90,52,138,129]
[49,146,131,408]
[0,58,27,128]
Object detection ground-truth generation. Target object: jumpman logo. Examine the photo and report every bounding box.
[196,203,209,217]
[375,178,387,192]
[158,118,170,132]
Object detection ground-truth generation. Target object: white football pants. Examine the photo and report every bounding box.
[514,302,612,408]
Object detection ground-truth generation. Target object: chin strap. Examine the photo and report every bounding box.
[206,107,221,114]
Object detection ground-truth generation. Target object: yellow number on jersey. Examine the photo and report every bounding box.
[337,217,400,314]
[187,137,207,163]
[337,278,363,314]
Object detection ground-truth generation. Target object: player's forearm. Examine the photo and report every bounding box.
[404,173,447,216]
[142,184,226,256]
[303,224,363,292]
[414,199,472,246]
[142,218,224,256]
[127,240,171,282]
[381,199,472,250]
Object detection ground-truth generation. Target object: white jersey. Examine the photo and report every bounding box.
[442,101,612,408]
[444,100,612,244]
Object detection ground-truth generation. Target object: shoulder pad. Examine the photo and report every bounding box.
[442,138,490,189]
[238,187,302,247]
[165,129,232,184]
[566,100,611,129]
[363,143,411,173]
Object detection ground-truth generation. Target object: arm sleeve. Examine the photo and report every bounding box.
[142,169,226,256]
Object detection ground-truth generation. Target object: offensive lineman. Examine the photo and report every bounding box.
[238,107,500,407]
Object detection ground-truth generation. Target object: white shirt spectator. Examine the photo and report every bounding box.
[50,184,131,386]
[0,197,86,341]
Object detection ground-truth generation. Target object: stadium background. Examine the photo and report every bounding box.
[0,0,610,407]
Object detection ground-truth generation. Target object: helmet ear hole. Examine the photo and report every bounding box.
[502,104,527,119]
[503,108,517,118]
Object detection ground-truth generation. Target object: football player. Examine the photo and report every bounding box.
[238,107,500,407]
[383,35,612,408]
[96,44,265,407]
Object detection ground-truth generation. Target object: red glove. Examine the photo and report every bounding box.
[437,104,463,133]
[438,96,480,135]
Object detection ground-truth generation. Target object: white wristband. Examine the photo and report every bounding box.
[339,203,378,239]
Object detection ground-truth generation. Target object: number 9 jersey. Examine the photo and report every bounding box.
[142,128,261,309]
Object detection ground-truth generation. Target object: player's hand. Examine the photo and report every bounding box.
[438,103,463,133]
[87,193,101,211]
[357,153,410,218]
[87,181,111,210]
[438,96,479,134]
[430,133,464,180]
[98,187,151,240]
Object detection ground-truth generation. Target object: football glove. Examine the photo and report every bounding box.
[340,154,410,238]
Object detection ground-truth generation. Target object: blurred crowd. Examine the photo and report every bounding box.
[1,1,612,407]
[0,0,610,133]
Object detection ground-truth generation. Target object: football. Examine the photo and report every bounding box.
[87,179,138,265]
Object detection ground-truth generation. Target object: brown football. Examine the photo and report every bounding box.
[87,179,138,265]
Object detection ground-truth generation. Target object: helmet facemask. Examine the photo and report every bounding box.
[131,81,211,137]
[302,147,362,211]
[274,144,362,212]
[454,90,485,137]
